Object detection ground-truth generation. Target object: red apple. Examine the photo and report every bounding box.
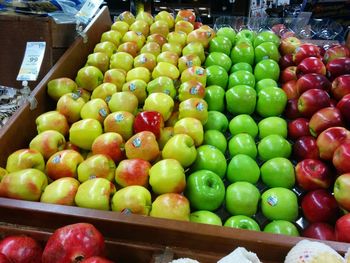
[133,111,164,139]
[284,98,302,119]
[0,235,42,263]
[335,213,350,242]
[271,23,287,36]
[309,107,343,137]
[298,89,330,117]
[317,126,350,160]
[331,74,350,101]
[288,118,310,139]
[296,73,331,95]
[115,158,151,187]
[81,257,113,263]
[302,222,336,241]
[279,36,302,56]
[301,189,339,223]
[323,44,350,64]
[282,80,298,99]
[293,43,321,65]
[337,93,350,126]
[42,223,105,263]
[333,142,350,174]
[279,54,295,70]
[0,253,10,263]
[293,136,319,161]
[296,57,326,78]
[334,173,350,212]
[280,66,297,84]
[326,57,350,81]
[295,159,333,191]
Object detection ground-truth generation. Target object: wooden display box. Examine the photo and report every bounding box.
[0,12,76,89]
[0,6,349,262]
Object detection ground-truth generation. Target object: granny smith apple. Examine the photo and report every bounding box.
[209,36,232,55]
[230,41,254,65]
[254,42,281,63]
[258,116,287,139]
[255,78,278,94]
[256,87,287,117]
[203,111,228,133]
[254,59,280,82]
[228,70,255,89]
[229,114,258,138]
[203,130,227,154]
[206,66,228,90]
[261,187,299,222]
[226,154,260,184]
[205,52,232,72]
[191,145,227,179]
[216,26,236,46]
[230,62,253,74]
[226,85,257,115]
[190,210,223,226]
[185,170,225,211]
[228,133,257,159]
[235,29,256,43]
[204,85,226,112]
[258,134,292,161]
[254,31,280,48]
[224,215,260,231]
[263,220,299,237]
[260,157,295,189]
[225,182,260,217]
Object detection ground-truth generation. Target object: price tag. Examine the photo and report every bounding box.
[17,42,46,82]
[75,0,103,24]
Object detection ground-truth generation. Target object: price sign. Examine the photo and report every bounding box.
[75,0,103,24]
[17,42,46,82]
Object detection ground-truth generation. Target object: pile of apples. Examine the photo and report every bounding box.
[279,35,350,242]
[0,223,113,263]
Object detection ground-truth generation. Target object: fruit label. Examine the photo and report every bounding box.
[105,95,111,103]
[17,42,46,81]
[129,83,136,91]
[262,56,269,60]
[51,154,61,164]
[196,68,204,75]
[190,87,198,95]
[267,196,278,206]
[140,56,147,63]
[132,137,141,148]
[136,32,143,36]
[196,102,204,111]
[186,60,193,68]
[71,93,80,100]
[99,108,107,118]
[75,0,103,24]
[206,32,211,38]
[114,113,124,122]
[164,89,170,95]
[89,174,97,180]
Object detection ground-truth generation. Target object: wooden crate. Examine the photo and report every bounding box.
[0,6,349,262]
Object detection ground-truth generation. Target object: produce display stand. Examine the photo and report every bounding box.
[0,6,349,262]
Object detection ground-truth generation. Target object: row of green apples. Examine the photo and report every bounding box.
[0,9,302,236]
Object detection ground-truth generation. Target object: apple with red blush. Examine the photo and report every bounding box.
[303,222,336,241]
[293,136,319,161]
[115,158,151,187]
[323,44,350,64]
[280,66,297,84]
[335,213,350,242]
[288,118,310,140]
[293,43,321,65]
[309,107,343,137]
[298,89,330,117]
[284,98,302,119]
[337,94,350,126]
[333,142,350,174]
[326,57,350,81]
[296,57,326,77]
[279,36,301,56]
[296,73,331,95]
[331,74,350,101]
[282,80,298,99]
[279,54,295,70]
[134,111,164,139]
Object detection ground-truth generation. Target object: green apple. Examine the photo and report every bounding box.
[225,182,260,217]
[191,145,227,179]
[203,130,227,154]
[0,168,48,201]
[185,170,225,211]
[203,111,228,133]
[29,130,66,160]
[209,36,232,55]
[150,193,190,221]
[69,119,103,150]
[75,66,103,91]
[103,111,135,141]
[173,117,204,147]
[230,41,254,65]
[144,92,174,121]
[228,133,257,159]
[56,92,86,123]
[35,110,69,136]
[162,134,197,168]
[204,85,226,112]
[216,27,236,46]
[254,59,280,82]
[255,78,278,94]
[40,177,80,205]
[108,91,138,115]
[258,117,287,139]
[80,98,110,124]
[205,52,232,72]
[91,83,117,103]
[226,85,256,115]
[206,65,228,90]
[147,76,176,99]
[74,178,116,211]
[254,31,280,48]
[235,29,256,43]
[228,70,256,89]
[224,215,260,231]
[122,79,148,104]
[47,77,77,101]
[254,42,281,63]
[190,210,222,226]
[149,159,186,195]
[111,185,152,215]
[261,187,298,222]
[261,157,295,189]
[229,114,258,138]
[226,154,260,184]
[258,134,292,161]
[256,87,287,117]
[263,220,299,237]
[230,62,253,74]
